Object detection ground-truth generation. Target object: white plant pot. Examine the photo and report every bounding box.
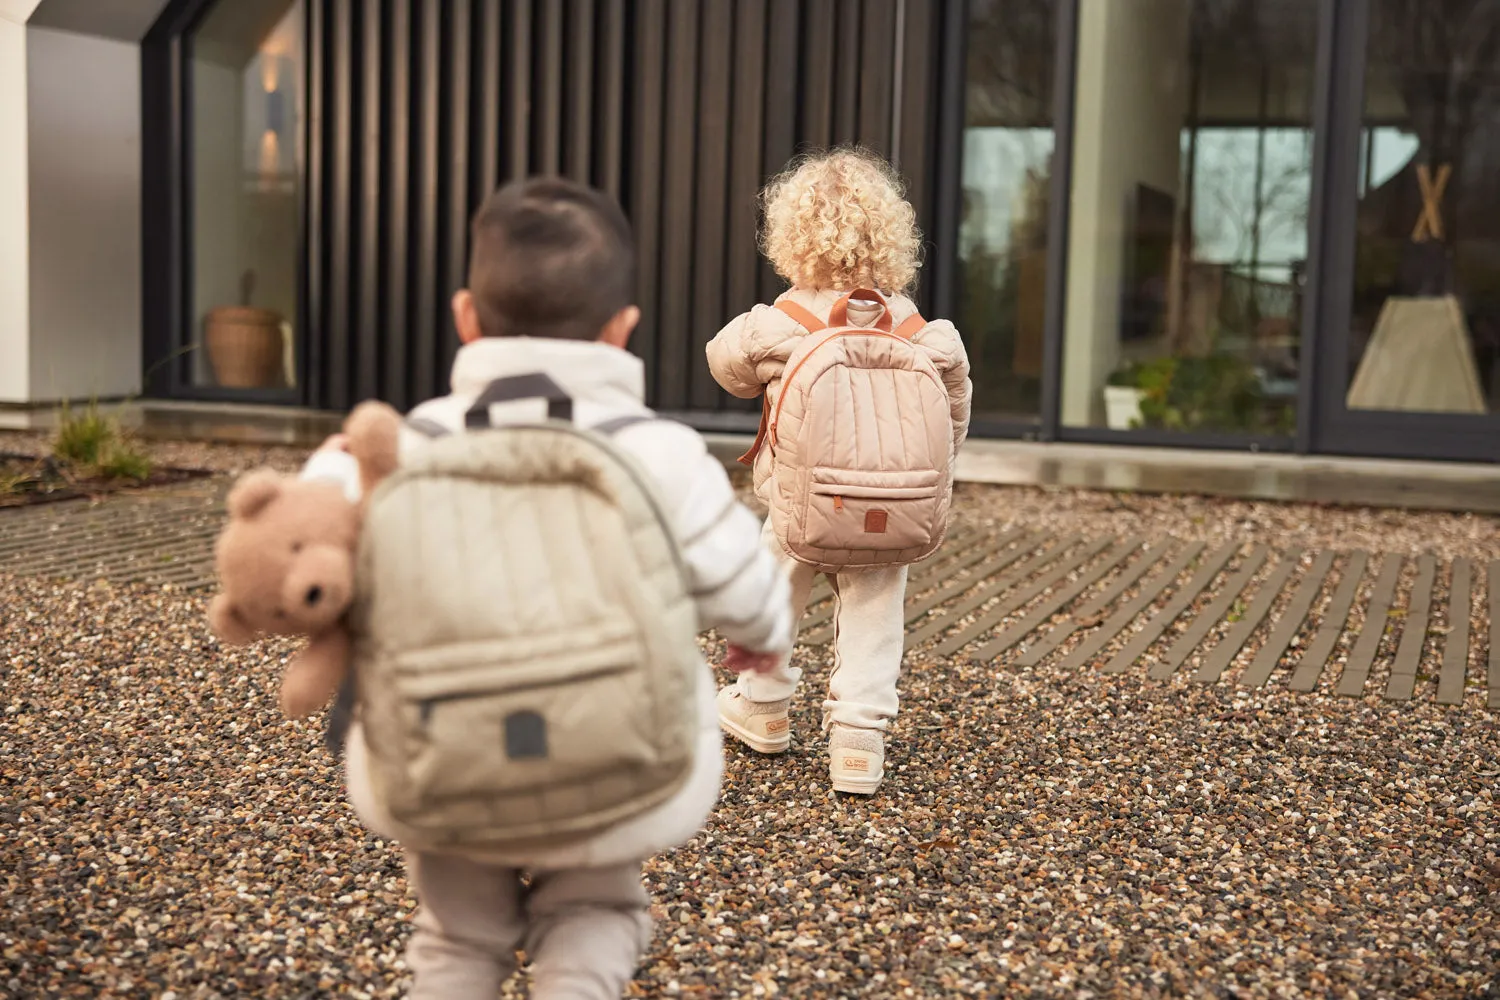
[1103,386,1145,430]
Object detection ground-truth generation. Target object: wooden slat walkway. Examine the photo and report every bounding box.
[791,526,1498,709]
[4,486,1498,710]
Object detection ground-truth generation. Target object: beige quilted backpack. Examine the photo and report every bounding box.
[345,374,700,852]
[741,288,955,573]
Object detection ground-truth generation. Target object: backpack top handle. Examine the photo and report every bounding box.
[828,288,893,331]
[465,372,575,428]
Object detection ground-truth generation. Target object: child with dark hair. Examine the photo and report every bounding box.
[301,177,791,999]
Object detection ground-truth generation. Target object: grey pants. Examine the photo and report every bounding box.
[405,851,653,1000]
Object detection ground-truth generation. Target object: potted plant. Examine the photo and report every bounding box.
[205,270,285,389]
[1103,362,1148,430]
[1135,354,1266,432]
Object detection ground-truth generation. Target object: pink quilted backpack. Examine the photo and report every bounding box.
[740,288,955,573]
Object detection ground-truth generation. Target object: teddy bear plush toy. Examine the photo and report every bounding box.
[207,400,402,719]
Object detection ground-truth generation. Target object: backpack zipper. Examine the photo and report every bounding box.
[769,329,917,448]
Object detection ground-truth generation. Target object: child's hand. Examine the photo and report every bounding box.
[316,433,350,454]
[724,644,780,675]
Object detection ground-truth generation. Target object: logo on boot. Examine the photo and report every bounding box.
[841,756,870,771]
[766,718,789,735]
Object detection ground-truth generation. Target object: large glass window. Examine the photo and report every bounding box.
[958,0,1059,424]
[1344,0,1500,414]
[189,1,303,392]
[1060,0,1317,436]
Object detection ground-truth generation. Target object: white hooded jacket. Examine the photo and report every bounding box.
[301,336,792,868]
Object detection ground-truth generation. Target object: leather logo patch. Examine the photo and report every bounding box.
[842,756,870,771]
[865,510,888,533]
[766,718,789,734]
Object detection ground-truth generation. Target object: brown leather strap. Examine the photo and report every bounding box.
[828,288,893,331]
[736,395,770,466]
[740,301,827,466]
[892,312,926,340]
[774,300,827,332]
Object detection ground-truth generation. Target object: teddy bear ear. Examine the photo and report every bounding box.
[226,469,283,520]
[207,595,258,645]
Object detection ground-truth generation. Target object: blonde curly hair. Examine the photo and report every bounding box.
[759,148,923,294]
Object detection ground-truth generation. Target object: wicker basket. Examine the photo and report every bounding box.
[205,306,285,388]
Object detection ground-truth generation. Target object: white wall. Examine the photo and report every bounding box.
[25,26,142,401]
[1061,0,1192,426]
[0,2,39,402]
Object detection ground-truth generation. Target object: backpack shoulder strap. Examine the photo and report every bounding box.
[405,415,452,438]
[737,398,771,467]
[774,300,828,333]
[738,301,824,467]
[892,312,927,340]
[591,414,656,437]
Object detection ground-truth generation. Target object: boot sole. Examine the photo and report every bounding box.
[830,770,884,795]
[719,716,791,755]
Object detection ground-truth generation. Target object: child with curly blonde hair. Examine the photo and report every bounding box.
[706,148,972,795]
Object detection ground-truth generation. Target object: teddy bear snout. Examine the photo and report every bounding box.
[281,547,353,630]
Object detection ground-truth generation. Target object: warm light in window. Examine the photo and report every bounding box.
[260,130,280,176]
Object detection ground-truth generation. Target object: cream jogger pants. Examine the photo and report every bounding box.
[405,851,652,1000]
[735,518,908,731]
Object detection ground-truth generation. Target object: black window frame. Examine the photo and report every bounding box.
[142,0,310,407]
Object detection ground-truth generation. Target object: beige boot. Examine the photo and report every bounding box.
[717,687,791,754]
[828,724,885,795]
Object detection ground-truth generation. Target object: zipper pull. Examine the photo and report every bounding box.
[833,495,844,512]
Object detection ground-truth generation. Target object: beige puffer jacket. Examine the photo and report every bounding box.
[706,287,973,503]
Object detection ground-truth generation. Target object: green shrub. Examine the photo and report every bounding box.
[1134,355,1268,433]
[52,400,114,466]
[96,442,153,482]
[51,401,153,481]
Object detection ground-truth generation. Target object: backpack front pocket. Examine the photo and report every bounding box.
[801,467,943,554]
[383,623,663,824]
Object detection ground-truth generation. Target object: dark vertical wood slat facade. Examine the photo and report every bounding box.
[833,0,862,140]
[536,0,564,174]
[298,0,944,414]
[724,0,768,334]
[355,0,382,404]
[758,0,801,306]
[379,0,411,412]
[689,0,735,411]
[439,0,472,380]
[506,2,532,176]
[566,0,596,183]
[857,0,896,152]
[599,0,626,201]
[801,0,837,149]
[629,0,668,400]
[410,0,441,404]
[474,0,502,200]
[655,0,701,412]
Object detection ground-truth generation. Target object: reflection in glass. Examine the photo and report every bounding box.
[1345,0,1500,414]
[1061,0,1316,435]
[957,0,1057,423]
[190,1,303,391]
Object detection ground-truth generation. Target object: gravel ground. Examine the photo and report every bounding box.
[2,434,1499,998]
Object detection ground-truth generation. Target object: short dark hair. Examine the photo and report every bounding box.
[466,178,636,341]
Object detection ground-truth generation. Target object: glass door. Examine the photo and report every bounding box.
[1312,0,1500,461]
[1058,0,1319,445]
[184,0,305,400]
